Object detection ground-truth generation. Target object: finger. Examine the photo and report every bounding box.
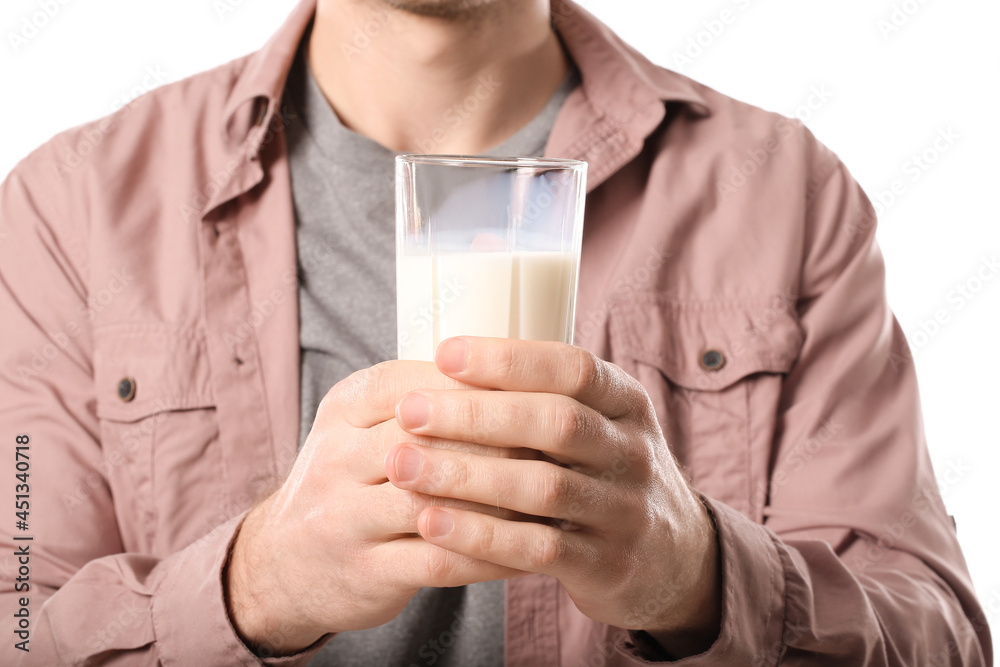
[317,360,477,429]
[435,337,644,419]
[385,444,610,525]
[394,389,622,469]
[351,419,545,485]
[377,537,527,590]
[364,482,530,539]
[415,506,591,578]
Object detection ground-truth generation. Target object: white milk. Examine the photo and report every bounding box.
[397,251,577,361]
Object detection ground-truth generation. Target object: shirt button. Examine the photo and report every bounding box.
[699,349,726,371]
[117,377,137,402]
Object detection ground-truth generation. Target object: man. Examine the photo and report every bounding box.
[0,0,991,665]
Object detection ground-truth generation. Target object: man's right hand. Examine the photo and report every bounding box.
[223,360,528,655]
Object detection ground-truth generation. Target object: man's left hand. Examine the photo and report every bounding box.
[384,337,722,656]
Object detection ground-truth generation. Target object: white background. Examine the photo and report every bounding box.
[2,0,998,624]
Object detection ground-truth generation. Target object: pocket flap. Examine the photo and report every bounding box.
[609,294,804,391]
[93,324,214,422]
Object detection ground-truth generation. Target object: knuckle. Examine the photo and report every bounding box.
[424,548,452,585]
[569,348,601,396]
[533,530,566,570]
[318,380,345,414]
[403,490,423,524]
[456,394,486,432]
[440,455,472,494]
[491,342,520,381]
[336,365,383,408]
[362,362,391,398]
[630,433,658,469]
[627,376,657,419]
[540,466,570,512]
[473,521,498,555]
[552,400,584,448]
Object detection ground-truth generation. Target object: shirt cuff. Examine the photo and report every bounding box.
[151,511,330,666]
[614,495,788,665]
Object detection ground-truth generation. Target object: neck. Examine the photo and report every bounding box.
[308,0,569,154]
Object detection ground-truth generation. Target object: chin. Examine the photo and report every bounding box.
[383,0,502,19]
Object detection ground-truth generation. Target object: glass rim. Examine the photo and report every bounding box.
[396,154,586,170]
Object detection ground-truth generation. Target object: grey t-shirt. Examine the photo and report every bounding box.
[284,42,578,666]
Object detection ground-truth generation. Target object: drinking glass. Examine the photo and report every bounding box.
[396,155,587,361]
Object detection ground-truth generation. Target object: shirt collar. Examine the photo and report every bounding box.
[220,0,711,158]
[221,0,317,157]
[550,0,710,119]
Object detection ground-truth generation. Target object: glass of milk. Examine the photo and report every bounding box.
[396,155,588,362]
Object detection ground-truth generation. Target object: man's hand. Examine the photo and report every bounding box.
[385,337,722,657]
[224,361,529,656]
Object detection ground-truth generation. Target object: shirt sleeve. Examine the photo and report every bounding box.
[0,151,326,666]
[614,150,992,665]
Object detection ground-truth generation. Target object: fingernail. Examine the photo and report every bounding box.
[425,510,454,538]
[436,338,468,374]
[394,447,423,483]
[397,393,429,429]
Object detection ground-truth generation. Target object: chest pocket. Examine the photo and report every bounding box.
[93,324,223,556]
[607,294,803,521]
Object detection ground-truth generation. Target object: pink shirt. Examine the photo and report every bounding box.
[0,0,991,664]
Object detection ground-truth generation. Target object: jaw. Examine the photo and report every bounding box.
[380,0,502,20]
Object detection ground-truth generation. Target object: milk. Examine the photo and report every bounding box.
[397,251,578,361]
